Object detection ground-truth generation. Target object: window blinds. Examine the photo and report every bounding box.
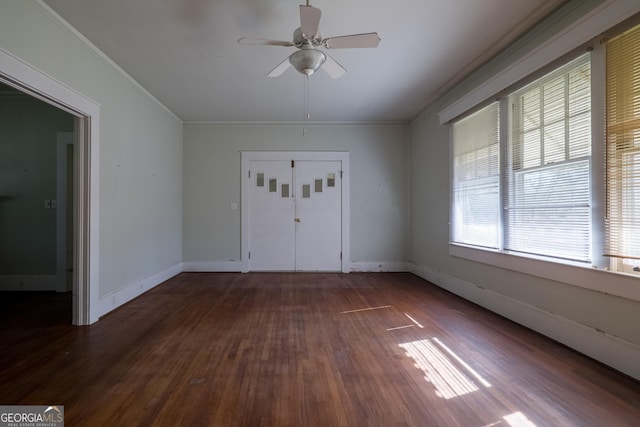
[452,102,500,248]
[507,54,592,262]
[605,23,640,263]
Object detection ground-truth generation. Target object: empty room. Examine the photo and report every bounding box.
[1,0,639,426]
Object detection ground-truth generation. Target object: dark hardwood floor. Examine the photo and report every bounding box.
[0,273,639,426]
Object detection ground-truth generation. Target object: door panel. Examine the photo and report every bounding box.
[247,158,342,271]
[294,161,342,271]
[248,160,295,270]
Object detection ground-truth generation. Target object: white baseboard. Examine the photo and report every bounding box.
[182,261,242,272]
[183,260,409,273]
[98,263,182,318]
[350,261,409,272]
[0,275,57,291]
[408,263,640,381]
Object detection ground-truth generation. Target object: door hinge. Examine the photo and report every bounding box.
[248,252,251,259]
[291,160,295,168]
[249,170,251,178]
[340,170,343,178]
[340,252,342,260]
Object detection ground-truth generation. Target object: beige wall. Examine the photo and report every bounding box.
[183,123,409,266]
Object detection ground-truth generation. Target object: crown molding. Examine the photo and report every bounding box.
[33,0,182,124]
[184,120,409,126]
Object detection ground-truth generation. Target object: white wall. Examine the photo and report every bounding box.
[0,1,183,302]
[183,123,409,269]
[409,0,640,379]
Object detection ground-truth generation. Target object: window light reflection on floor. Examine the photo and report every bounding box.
[399,338,490,399]
[387,324,414,331]
[341,305,391,314]
[404,313,424,328]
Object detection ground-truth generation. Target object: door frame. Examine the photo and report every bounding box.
[0,47,100,325]
[241,151,350,273]
[56,132,74,293]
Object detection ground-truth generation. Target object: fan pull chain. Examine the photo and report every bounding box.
[304,74,310,121]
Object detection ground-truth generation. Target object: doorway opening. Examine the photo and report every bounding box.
[0,50,99,325]
[0,81,77,323]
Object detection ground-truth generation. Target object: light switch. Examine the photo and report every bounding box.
[44,200,51,208]
[230,203,238,210]
[51,200,57,209]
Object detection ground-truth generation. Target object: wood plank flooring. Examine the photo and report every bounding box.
[1,273,639,426]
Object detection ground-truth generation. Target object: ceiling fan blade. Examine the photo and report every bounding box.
[322,54,347,79]
[300,5,321,38]
[324,32,381,49]
[238,38,294,47]
[268,57,292,77]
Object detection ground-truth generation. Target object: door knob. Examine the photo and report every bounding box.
[295,218,301,222]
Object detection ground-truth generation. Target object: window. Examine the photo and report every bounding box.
[452,53,592,263]
[446,10,640,300]
[605,23,640,273]
[451,103,500,248]
[450,15,640,282]
[507,54,591,262]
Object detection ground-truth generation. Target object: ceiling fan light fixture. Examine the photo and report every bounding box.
[289,48,326,76]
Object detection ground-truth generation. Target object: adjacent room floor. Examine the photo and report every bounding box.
[1,273,639,426]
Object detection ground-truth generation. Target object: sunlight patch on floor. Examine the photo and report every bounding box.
[400,338,490,399]
[481,412,538,427]
[503,411,537,427]
[432,337,491,388]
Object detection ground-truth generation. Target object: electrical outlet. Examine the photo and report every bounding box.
[51,200,57,209]
[44,200,51,208]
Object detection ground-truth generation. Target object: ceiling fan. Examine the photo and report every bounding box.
[238,2,381,79]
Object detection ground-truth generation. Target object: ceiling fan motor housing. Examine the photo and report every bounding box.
[293,27,322,47]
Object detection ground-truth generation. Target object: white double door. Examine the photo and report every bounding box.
[248,158,343,271]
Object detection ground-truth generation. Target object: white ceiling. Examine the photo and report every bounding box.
[42,0,566,123]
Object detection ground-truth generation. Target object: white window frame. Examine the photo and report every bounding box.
[444,1,640,303]
[504,54,593,263]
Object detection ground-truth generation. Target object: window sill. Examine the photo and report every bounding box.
[449,243,640,303]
